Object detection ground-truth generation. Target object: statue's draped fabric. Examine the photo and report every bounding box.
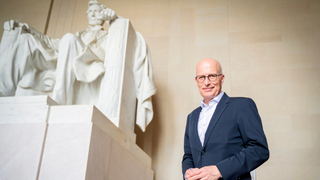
[0,19,156,132]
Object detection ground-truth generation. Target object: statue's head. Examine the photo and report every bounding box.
[87,0,106,26]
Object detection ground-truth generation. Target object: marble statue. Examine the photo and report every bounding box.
[0,0,156,131]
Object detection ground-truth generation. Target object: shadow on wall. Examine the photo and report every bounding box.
[134,93,162,159]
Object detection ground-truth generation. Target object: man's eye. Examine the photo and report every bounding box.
[199,76,205,80]
[208,74,216,78]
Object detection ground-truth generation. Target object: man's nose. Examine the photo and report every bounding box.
[204,77,210,85]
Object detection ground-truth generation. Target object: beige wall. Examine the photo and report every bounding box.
[1,0,319,179]
[0,0,52,40]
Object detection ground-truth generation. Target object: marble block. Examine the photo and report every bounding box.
[46,105,151,167]
[0,95,58,106]
[0,96,153,180]
[0,123,47,180]
[0,96,52,180]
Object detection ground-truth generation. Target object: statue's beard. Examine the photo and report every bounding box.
[88,19,104,26]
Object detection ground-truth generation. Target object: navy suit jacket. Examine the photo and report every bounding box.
[182,93,269,180]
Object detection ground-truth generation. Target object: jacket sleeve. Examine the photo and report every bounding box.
[216,98,269,179]
[182,114,195,177]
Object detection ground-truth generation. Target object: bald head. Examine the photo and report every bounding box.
[196,58,223,75]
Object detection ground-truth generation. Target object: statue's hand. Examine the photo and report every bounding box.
[99,8,117,21]
[4,20,29,32]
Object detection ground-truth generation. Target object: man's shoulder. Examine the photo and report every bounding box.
[228,96,256,106]
[188,106,201,116]
[229,96,254,101]
[229,96,252,101]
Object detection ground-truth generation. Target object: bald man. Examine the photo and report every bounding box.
[182,59,269,180]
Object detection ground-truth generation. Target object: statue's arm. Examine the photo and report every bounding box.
[27,25,60,52]
[4,20,27,32]
[4,20,60,52]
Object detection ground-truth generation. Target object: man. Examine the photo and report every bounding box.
[0,0,156,131]
[182,58,269,180]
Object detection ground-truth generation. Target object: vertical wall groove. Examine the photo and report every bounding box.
[44,0,55,35]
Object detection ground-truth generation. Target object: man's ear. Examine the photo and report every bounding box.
[221,75,225,84]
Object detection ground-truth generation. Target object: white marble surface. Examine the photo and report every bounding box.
[86,124,113,179]
[0,96,153,180]
[46,104,137,141]
[108,139,146,180]
[118,20,136,131]
[0,123,47,180]
[0,95,58,106]
[0,96,51,179]
[40,104,152,179]
[48,105,150,167]
[0,105,49,124]
[39,123,93,179]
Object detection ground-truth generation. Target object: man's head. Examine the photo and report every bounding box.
[87,0,106,26]
[195,58,225,105]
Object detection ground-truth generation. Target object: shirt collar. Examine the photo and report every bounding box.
[200,91,224,108]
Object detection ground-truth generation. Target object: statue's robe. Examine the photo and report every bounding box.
[0,18,156,131]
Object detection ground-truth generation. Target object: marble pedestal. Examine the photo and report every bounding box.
[0,96,153,180]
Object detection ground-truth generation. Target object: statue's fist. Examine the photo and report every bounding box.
[4,20,29,31]
[99,8,117,21]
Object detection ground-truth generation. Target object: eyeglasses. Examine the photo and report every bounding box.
[195,74,222,83]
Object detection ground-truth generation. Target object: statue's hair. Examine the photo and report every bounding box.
[88,0,106,10]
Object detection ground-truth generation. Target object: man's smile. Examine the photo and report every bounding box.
[203,87,214,91]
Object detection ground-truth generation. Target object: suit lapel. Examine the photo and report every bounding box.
[192,107,203,148]
[202,93,230,148]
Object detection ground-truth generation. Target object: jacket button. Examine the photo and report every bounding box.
[201,150,205,154]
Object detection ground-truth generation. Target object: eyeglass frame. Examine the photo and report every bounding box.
[195,74,223,83]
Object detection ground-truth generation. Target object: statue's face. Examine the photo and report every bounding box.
[87,4,104,26]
